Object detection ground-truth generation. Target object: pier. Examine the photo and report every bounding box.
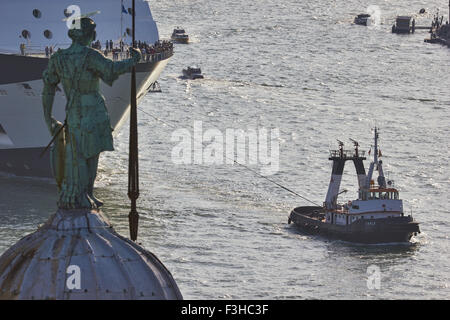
[424,5,450,47]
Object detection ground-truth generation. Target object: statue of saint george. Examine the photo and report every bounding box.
[42,17,141,209]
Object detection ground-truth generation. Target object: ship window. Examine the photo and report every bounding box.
[33,9,42,19]
[21,30,31,39]
[44,30,53,39]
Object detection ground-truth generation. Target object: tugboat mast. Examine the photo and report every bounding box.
[365,127,386,188]
[373,127,379,166]
[324,139,366,209]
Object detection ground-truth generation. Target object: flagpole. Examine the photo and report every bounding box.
[120,0,123,43]
[128,0,139,241]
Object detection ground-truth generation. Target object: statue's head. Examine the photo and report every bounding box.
[68,17,97,46]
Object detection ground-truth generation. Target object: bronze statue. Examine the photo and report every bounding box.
[42,17,141,209]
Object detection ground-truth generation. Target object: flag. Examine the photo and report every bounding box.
[122,5,128,14]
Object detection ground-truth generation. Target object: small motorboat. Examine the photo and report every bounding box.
[171,27,189,44]
[182,66,204,79]
[354,13,371,26]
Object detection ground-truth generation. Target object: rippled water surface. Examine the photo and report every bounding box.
[1,0,449,299]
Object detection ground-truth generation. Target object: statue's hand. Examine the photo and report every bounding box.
[46,117,63,136]
[130,48,141,64]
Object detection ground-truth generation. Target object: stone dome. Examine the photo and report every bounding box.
[0,209,182,300]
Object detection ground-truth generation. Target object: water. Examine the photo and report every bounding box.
[1,0,449,299]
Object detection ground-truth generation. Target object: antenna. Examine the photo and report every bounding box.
[349,138,359,146]
[337,139,344,157]
[349,138,359,157]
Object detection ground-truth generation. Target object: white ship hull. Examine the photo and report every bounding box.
[0,54,170,177]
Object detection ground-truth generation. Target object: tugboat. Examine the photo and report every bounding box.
[182,66,204,79]
[171,27,189,44]
[288,128,420,244]
[354,14,371,26]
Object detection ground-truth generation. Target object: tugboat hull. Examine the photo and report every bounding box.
[288,206,420,244]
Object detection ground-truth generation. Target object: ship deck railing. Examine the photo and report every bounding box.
[329,149,366,158]
[8,45,174,64]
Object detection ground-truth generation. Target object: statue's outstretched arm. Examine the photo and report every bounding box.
[88,48,141,86]
[42,57,63,135]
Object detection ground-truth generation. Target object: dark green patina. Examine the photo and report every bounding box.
[42,18,141,209]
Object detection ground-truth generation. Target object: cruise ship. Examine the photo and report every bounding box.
[0,0,172,177]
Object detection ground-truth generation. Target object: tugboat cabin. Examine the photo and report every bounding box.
[325,186,404,226]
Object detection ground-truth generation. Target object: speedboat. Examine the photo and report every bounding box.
[182,66,203,79]
[171,27,189,44]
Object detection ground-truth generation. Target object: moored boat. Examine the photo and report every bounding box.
[392,16,415,33]
[288,128,420,244]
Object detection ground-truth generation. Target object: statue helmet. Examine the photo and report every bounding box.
[68,17,97,43]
